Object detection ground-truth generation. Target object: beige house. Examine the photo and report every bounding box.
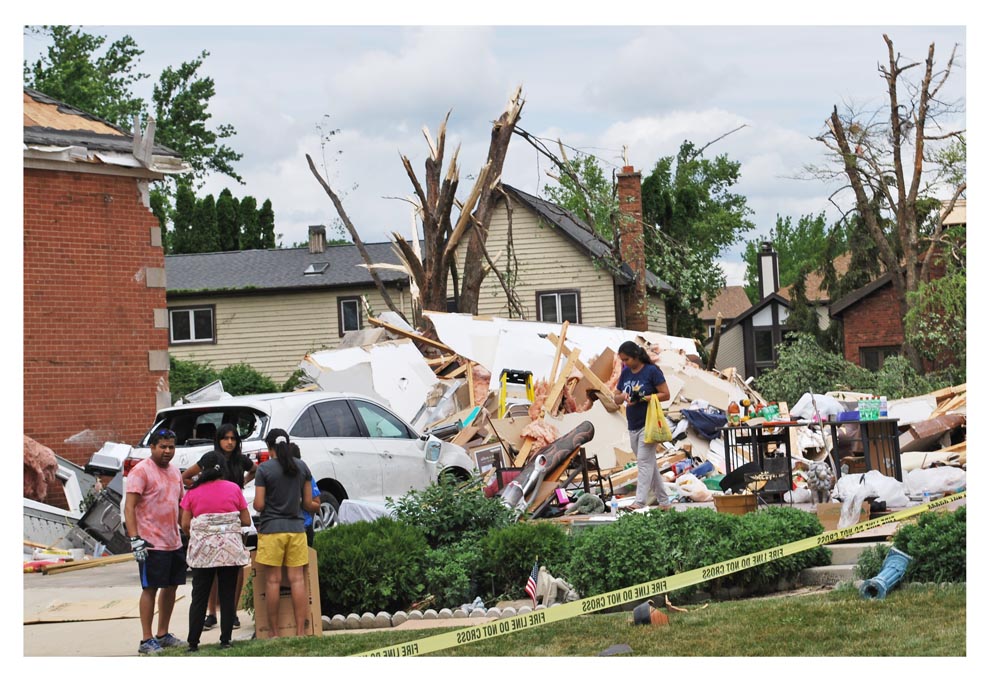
[167,178,672,385]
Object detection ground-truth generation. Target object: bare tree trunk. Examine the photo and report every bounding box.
[458,86,525,314]
[705,312,723,371]
[306,154,408,323]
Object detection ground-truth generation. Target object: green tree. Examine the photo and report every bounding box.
[191,194,220,253]
[215,188,239,252]
[259,199,276,249]
[741,213,838,303]
[171,182,197,254]
[149,49,242,193]
[24,26,146,129]
[641,141,755,337]
[543,155,618,237]
[239,196,261,250]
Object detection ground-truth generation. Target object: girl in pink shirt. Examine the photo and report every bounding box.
[180,452,251,651]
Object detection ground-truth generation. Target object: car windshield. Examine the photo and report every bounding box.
[141,406,269,447]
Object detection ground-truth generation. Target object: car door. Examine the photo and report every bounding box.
[286,403,344,496]
[349,398,429,498]
[310,399,383,500]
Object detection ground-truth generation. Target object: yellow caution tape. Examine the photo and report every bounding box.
[354,491,965,657]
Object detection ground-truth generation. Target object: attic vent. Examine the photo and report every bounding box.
[304,262,329,275]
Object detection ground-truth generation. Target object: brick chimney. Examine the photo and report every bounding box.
[617,166,648,331]
[758,241,779,300]
[308,224,326,254]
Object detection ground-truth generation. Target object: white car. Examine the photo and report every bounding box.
[124,391,477,529]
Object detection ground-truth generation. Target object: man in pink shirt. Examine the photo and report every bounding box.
[124,428,187,655]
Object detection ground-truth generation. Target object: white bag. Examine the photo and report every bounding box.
[675,472,713,502]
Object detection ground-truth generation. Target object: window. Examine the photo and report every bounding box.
[860,346,901,372]
[536,290,580,324]
[352,400,413,439]
[338,297,362,336]
[290,405,326,438]
[169,306,215,344]
[753,328,774,363]
[314,400,361,437]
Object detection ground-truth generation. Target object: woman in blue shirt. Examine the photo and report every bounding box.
[612,340,673,511]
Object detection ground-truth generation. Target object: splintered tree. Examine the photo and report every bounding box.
[813,34,965,371]
[306,86,525,327]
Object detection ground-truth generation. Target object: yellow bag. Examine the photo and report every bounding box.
[643,394,673,444]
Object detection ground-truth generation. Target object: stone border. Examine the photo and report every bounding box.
[322,603,558,631]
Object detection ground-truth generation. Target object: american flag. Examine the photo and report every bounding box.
[524,560,539,606]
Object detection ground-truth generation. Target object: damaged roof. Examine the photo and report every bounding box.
[501,185,673,293]
[166,243,410,295]
[23,88,188,174]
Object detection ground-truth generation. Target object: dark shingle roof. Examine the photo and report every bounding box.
[166,242,409,294]
[501,185,672,293]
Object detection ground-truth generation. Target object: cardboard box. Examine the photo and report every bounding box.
[816,501,870,531]
[251,547,322,639]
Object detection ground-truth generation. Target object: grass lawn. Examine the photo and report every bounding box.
[168,583,966,657]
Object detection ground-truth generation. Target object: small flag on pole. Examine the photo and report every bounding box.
[524,559,539,606]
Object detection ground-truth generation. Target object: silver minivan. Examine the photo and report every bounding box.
[125,391,477,529]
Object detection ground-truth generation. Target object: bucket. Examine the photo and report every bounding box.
[632,600,669,626]
[713,493,757,515]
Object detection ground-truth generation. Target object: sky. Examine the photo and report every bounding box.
[17,17,968,287]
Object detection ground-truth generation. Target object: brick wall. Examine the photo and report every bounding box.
[24,168,168,471]
[840,281,903,365]
[617,166,647,331]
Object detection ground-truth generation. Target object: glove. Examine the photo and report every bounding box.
[130,536,148,562]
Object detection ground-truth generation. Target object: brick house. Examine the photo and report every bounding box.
[166,167,672,385]
[23,88,188,475]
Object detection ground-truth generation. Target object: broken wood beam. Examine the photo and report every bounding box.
[546,333,618,412]
[546,321,570,386]
[367,316,456,354]
[41,553,135,575]
[542,347,581,418]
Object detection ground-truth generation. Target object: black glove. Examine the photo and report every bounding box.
[130,536,149,562]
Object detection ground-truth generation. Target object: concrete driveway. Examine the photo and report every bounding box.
[23,560,255,657]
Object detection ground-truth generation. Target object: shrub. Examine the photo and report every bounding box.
[871,355,934,400]
[280,368,310,392]
[169,356,219,400]
[387,476,515,549]
[217,362,279,396]
[313,517,429,615]
[478,521,571,602]
[564,507,831,600]
[424,538,485,609]
[856,507,966,583]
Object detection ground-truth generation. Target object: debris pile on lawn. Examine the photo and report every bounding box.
[298,311,966,521]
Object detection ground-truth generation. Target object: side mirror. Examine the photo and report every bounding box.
[425,440,442,463]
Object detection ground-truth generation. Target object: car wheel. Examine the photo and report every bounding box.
[312,491,340,532]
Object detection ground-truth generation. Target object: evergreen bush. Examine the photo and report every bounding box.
[387,476,515,549]
[478,521,571,602]
[313,517,429,615]
[858,506,966,583]
[216,362,278,396]
[424,538,485,608]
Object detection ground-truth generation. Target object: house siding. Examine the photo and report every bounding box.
[461,200,622,326]
[168,286,412,384]
[713,324,746,377]
[24,168,168,469]
[646,293,668,335]
[840,282,903,366]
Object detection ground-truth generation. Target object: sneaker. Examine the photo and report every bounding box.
[138,638,163,655]
[233,616,241,629]
[203,614,218,630]
[186,644,199,653]
[219,642,233,650]
[156,633,186,649]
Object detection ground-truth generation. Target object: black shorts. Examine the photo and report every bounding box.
[139,549,187,589]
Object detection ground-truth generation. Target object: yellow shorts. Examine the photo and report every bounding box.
[256,532,309,567]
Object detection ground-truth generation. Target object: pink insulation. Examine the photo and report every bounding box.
[521,420,560,452]
[24,435,58,502]
[472,364,492,407]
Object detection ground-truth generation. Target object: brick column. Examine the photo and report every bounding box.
[617,166,647,331]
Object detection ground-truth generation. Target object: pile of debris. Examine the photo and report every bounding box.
[299,311,768,517]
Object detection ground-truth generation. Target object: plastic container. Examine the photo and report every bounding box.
[837,410,860,422]
[610,496,618,515]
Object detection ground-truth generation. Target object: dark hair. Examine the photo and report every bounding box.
[617,340,654,366]
[190,451,229,489]
[214,423,242,457]
[149,428,176,445]
[265,428,298,476]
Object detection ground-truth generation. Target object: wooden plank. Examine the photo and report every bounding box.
[542,347,581,418]
[442,362,469,379]
[42,553,135,575]
[546,321,570,384]
[513,438,536,467]
[367,316,456,353]
[466,361,475,407]
[546,333,618,412]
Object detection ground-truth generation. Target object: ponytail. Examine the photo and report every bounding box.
[617,340,654,366]
[265,428,298,476]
